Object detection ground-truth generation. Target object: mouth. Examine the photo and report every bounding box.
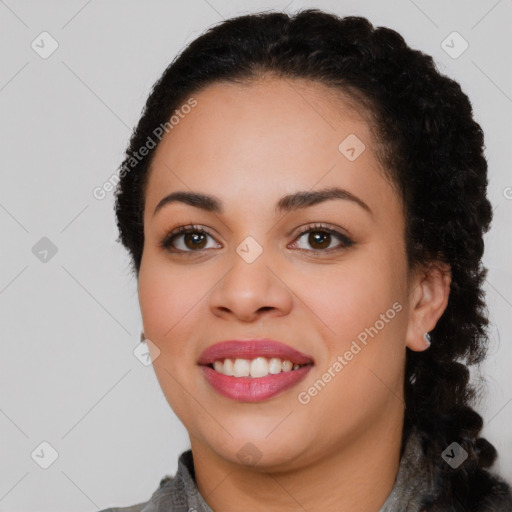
[198,339,314,402]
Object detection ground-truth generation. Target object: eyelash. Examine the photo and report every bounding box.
[159,223,355,256]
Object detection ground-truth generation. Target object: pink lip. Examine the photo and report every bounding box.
[200,365,313,402]
[198,339,314,366]
[197,339,314,402]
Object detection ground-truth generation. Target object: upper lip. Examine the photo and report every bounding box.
[198,339,314,366]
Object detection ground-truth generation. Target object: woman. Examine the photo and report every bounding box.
[100,8,512,512]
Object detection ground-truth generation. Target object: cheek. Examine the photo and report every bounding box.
[137,258,206,425]
[292,250,407,346]
[137,255,206,345]
[292,255,407,434]
[293,245,408,414]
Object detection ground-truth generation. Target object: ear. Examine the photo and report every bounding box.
[405,262,451,352]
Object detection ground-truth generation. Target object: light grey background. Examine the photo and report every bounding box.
[0,1,511,510]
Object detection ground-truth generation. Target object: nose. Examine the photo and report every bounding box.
[208,250,293,323]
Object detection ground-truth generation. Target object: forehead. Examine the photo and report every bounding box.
[144,77,396,218]
[152,76,373,159]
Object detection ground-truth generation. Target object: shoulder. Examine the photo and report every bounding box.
[96,474,175,512]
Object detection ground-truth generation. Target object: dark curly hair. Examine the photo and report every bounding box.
[114,8,507,508]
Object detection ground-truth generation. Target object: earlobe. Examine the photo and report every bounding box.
[405,262,451,352]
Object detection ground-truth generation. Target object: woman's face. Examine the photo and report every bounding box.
[138,77,421,468]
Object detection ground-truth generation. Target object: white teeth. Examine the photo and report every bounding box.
[250,357,269,378]
[212,357,305,378]
[268,357,282,374]
[233,359,250,377]
[223,358,234,376]
[282,360,293,372]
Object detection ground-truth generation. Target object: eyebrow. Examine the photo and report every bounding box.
[153,187,372,217]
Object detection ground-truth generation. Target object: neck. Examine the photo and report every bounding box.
[190,416,404,512]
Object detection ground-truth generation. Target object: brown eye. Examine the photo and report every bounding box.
[183,232,207,250]
[308,231,331,250]
[161,226,221,253]
[291,225,354,253]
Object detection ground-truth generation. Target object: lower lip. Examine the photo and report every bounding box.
[200,364,313,402]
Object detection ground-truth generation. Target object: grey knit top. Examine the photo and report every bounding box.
[97,428,512,512]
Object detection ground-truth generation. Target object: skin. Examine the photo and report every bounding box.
[137,77,451,512]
